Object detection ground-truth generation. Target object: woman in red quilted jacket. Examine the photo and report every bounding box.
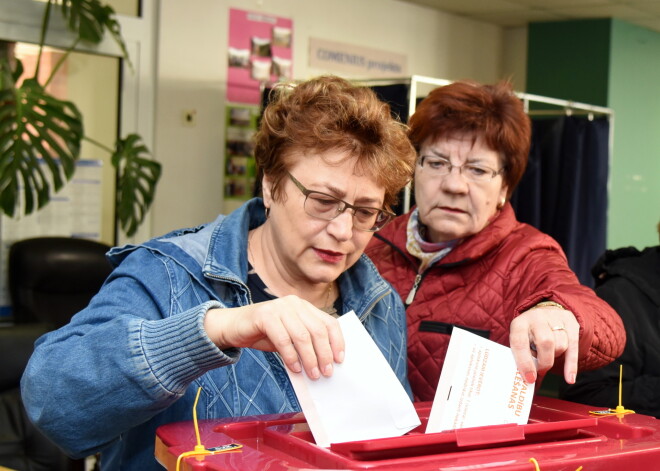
[365,80,625,402]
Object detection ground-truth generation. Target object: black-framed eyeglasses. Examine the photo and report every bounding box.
[418,155,503,183]
[288,173,394,232]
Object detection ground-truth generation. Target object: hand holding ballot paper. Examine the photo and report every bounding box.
[426,328,535,433]
[286,311,421,447]
[287,319,534,446]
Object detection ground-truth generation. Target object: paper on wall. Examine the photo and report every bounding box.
[286,310,421,448]
[426,327,535,433]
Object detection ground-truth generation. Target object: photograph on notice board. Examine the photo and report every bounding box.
[224,104,258,201]
[228,47,250,68]
[272,26,292,48]
[225,107,257,159]
[228,106,253,127]
[272,57,292,80]
[250,58,272,82]
[226,156,249,176]
[227,8,293,104]
[224,176,255,199]
[250,36,272,57]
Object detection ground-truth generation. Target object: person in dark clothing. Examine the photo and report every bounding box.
[561,223,660,417]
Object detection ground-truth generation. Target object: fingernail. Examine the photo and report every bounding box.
[338,350,345,363]
[525,371,537,384]
[569,373,576,384]
[310,367,320,379]
[292,361,302,373]
[323,363,333,376]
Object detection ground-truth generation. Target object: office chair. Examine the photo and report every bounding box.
[0,236,112,471]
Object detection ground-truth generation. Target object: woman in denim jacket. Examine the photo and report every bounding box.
[21,76,417,470]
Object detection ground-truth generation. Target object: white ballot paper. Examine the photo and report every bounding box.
[286,310,421,448]
[426,327,535,433]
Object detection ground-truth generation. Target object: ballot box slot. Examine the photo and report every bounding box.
[326,418,601,461]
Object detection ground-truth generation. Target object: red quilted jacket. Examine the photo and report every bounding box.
[365,203,626,402]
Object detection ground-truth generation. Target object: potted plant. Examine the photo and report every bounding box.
[0,0,160,238]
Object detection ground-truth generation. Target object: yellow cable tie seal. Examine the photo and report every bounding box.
[175,387,243,471]
[589,364,635,417]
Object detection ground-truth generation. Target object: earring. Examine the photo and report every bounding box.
[498,197,506,209]
[264,207,270,218]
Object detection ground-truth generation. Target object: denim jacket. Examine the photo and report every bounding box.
[21,198,410,470]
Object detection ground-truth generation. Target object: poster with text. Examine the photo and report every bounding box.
[227,8,293,104]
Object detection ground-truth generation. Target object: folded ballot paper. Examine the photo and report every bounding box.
[286,311,421,448]
[426,327,535,433]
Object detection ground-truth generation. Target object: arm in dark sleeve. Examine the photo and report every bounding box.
[561,277,660,418]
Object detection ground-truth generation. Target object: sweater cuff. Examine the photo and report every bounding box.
[138,301,241,395]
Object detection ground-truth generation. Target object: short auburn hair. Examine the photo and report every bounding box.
[408,80,531,196]
[254,75,416,208]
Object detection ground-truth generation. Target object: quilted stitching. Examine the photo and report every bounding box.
[367,205,626,402]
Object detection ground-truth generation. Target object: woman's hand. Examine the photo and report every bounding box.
[203,295,345,380]
[509,304,580,386]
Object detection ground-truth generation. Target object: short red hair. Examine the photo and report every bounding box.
[408,80,531,196]
[254,75,416,208]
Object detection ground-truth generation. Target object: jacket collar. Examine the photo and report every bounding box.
[377,203,517,267]
[204,198,266,281]
[442,203,517,265]
[106,198,266,304]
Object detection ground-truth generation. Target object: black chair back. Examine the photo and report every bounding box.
[8,237,112,328]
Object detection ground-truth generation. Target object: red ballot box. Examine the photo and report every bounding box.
[155,396,660,471]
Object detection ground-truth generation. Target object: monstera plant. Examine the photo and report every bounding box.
[0,0,161,237]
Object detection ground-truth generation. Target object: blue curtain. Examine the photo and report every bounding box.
[511,116,610,287]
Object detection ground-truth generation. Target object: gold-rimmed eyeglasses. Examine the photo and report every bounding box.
[288,173,394,232]
[418,155,503,183]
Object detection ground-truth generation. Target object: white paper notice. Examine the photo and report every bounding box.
[426,327,535,433]
[286,311,421,448]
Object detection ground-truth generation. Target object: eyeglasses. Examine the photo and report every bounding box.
[418,155,503,183]
[288,173,394,232]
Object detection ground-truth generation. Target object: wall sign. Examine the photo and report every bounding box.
[309,37,407,78]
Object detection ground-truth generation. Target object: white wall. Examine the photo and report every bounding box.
[503,26,528,91]
[67,52,119,245]
[152,0,507,236]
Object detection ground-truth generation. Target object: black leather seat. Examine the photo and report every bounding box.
[8,237,113,329]
[0,237,112,471]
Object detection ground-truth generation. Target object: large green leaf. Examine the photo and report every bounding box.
[0,59,83,217]
[0,2,157,237]
[59,0,130,62]
[112,134,161,237]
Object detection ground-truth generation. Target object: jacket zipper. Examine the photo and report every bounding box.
[406,273,423,306]
[373,232,470,307]
[374,232,425,306]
